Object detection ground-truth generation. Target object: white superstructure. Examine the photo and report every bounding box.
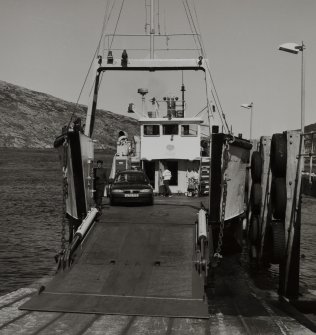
[140,117,203,161]
[137,114,206,194]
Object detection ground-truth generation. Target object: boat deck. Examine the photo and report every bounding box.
[20,197,207,318]
[1,196,315,334]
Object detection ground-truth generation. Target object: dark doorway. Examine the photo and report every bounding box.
[143,160,155,188]
[167,161,178,186]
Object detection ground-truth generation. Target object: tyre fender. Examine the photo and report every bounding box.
[251,151,262,183]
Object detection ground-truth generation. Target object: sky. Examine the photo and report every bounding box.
[0,0,316,139]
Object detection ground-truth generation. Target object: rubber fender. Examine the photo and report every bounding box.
[251,151,262,183]
[271,177,287,220]
[251,183,262,215]
[271,133,287,177]
[270,221,286,264]
[249,214,259,245]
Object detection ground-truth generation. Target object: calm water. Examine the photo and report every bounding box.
[0,148,315,295]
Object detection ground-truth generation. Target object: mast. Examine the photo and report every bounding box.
[181,71,185,117]
[150,0,155,59]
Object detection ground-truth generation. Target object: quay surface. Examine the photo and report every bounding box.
[0,197,315,334]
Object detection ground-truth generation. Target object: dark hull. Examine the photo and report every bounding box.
[209,134,251,224]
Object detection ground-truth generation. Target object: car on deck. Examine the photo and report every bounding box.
[109,170,154,205]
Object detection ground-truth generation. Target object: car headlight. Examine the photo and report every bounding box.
[111,189,124,193]
[140,189,152,193]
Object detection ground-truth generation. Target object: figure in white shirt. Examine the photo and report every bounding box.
[162,167,172,197]
[192,169,199,196]
[187,168,199,197]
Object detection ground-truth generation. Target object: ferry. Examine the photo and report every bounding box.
[2,1,313,333]
[110,91,248,201]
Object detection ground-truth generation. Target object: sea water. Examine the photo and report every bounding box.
[0,148,315,295]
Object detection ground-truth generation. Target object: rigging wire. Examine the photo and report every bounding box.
[181,1,200,57]
[88,0,116,97]
[69,0,230,135]
[191,0,230,133]
[99,0,111,53]
[185,0,230,133]
[97,0,125,98]
[203,72,213,136]
[211,89,226,130]
[157,0,161,35]
[145,0,149,34]
[163,7,166,35]
[109,0,126,49]
[194,105,208,117]
[67,0,112,128]
[183,0,204,57]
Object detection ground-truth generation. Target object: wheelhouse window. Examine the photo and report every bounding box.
[162,124,178,135]
[144,125,160,136]
[181,124,198,136]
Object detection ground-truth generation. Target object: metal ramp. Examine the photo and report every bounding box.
[21,201,209,318]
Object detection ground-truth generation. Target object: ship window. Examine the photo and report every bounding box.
[163,124,178,135]
[181,124,198,136]
[144,125,160,136]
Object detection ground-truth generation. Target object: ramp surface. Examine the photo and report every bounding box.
[21,200,209,318]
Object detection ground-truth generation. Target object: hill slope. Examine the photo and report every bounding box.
[0,80,139,150]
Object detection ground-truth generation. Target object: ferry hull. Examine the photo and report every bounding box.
[209,134,251,223]
[209,134,251,252]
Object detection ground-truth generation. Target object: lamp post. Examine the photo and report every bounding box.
[241,102,254,139]
[279,42,306,298]
[279,42,305,134]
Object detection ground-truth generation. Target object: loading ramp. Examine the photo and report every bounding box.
[21,200,209,318]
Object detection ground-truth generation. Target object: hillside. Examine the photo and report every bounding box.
[0,80,139,150]
[305,122,316,133]
[1,80,315,150]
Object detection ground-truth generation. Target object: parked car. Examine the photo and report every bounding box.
[109,170,154,205]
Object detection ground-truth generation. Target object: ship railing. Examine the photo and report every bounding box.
[302,131,316,183]
[101,33,203,59]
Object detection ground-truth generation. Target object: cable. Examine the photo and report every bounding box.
[67,0,115,128]
[203,72,213,135]
[184,0,204,56]
[88,0,116,98]
[145,0,149,34]
[181,0,200,57]
[194,105,208,117]
[157,0,161,35]
[185,0,230,133]
[109,0,126,49]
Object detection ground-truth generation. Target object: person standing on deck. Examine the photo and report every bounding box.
[192,168,200,196]
[186,168,194,197]
[162,167,172,197]
[94,160,107,210]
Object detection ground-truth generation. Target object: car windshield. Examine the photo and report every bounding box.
[115,172,148,184]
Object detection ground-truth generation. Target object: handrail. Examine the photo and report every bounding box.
[103,33,201,37]
[101,33,203,58]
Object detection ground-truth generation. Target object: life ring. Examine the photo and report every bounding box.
[271,177,287,220]
[250,183,262,215]
[251,151,262,183]
[270,133,287,177]
[270,221,285,264]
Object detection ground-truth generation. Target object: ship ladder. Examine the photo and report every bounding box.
[199,157,211,195]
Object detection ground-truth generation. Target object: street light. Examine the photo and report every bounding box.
[241,102,253,139]
[279,42,305,134]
